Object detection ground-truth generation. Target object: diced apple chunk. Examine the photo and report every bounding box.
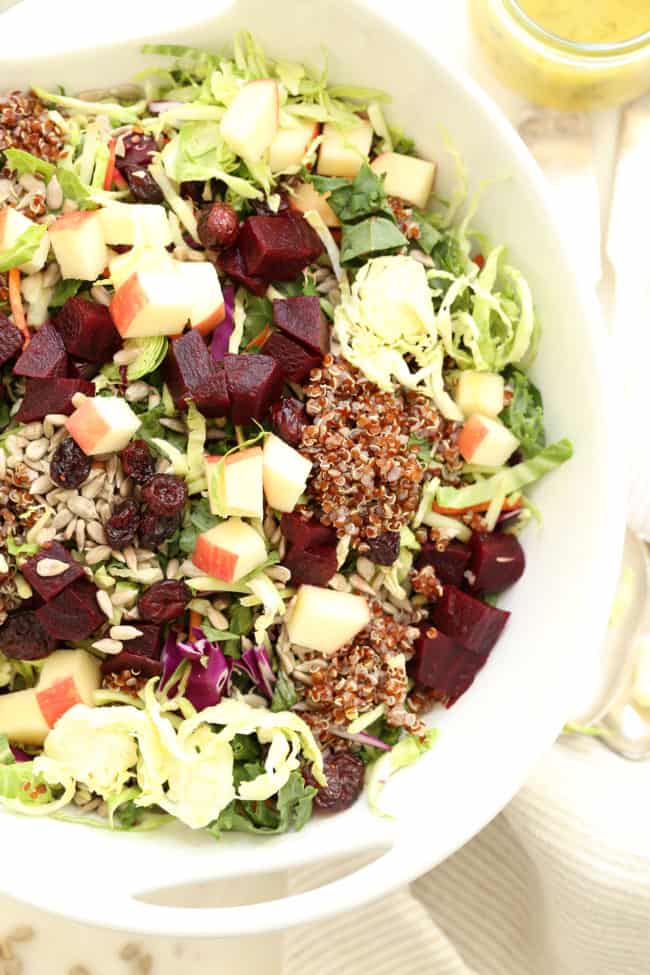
[108,246,174,289]
[316,120,373,178]
[262,433,311,513]
[205,447,264,520]
[221,79,279,161]
[110,270,191,339]
[287,585,370,656]
[0,688,50,746]
[192,518,267,582]
[176,262,225,336]
[269,121,319,173]
[99,203,172,248]
[288,181,341,227]
[455,371,505,419]
[370,152,436,208]
[458,414,519,467]
[66,395,141,455]
[0,207,49,273]
[49,210,108,281]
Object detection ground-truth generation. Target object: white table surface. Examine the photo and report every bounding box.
[0,2,624,972]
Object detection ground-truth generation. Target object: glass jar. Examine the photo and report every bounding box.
[469,0,650,110]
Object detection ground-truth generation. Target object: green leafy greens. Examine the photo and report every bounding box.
[500,366,546,458]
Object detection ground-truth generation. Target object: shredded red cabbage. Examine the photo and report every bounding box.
[210,286,235,362]
[10,745,31,762]
[161,628,232,711]
[330,727,392,751]
[233,645,276,699]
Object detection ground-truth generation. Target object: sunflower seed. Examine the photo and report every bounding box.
[147,390,161,409]
[207,606,228,630]
[75,519,86,551]
[119,477,132,498]
[106,455,118,481]
[111,549,127,563]
[64,518,77,541]
[155,457,172,474]
[134,566,164,585]
[52,508,74,532]
[159,417,186,433]
[355,557,375,582]
[96,500,111,521]
[125,382,150,403]
[92,638,123,655]
[36,558,70,577]
[68,496,96,520]
[42,262,60,287]
[45,173,63,209]
[329,573,351,592]
[165,558,180,579]
[113,346,140,366]
[110,588,138,607]
[86,545,111,565]
[0,554,8,575]
[86,521,106,544]
[90,284,111,306]
[96,589,114,619]
[37,527,57,546]
[81,476,105,500]
[20,422,43,440]
[123,546,137,571]
[24,438,48,462]
[44,413,68,427]
[265,565,291,583]
[110,625,143,641]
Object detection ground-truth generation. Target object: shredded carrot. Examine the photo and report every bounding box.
[188,610,202,637]
[8,267,29,346]
[245,322,272,351]
[103,139,118,191]
[432,497,523,517]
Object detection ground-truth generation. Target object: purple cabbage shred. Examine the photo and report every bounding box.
[210,286,235,362]
[160,628,232,711]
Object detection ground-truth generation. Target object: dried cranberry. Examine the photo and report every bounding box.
[138,579,190,623]
[104,499,140,550]
[197,202,239,249]
[115,132,157,174]
[180,180,205,203]
[50,437,91,488]
[124,167,164,204]
[120,439,155,485]
[305,750,365,812]
[141,474,187,517]
[0,611,55,660]
[269,397,307,446]
[138,508,179,549]
[365,531,401,566]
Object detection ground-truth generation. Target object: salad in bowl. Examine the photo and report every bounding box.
[0,32,571,839]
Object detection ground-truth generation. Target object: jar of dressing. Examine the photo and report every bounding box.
[469,0,650,109]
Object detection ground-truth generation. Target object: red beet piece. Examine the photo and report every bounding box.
[192,370,230,418]
[0,314,23,367]
[122,622,163,659]
[410,624,488,707]
[238,212,323,282]
[218,245,267,296]
[0,611,55,660]
[469,533,525,594]
[13,322,67,379]
[261,331,322,383]
[36,577,104,642]
[283,541,337,587]
[55,296,121,364]
[21,541,85,602]
[272,296,329,355]
[164,330,214,410]
[16,377,94,423]
[431,586,510,657]
[415,540,472,588]
[223,353,284,425]
[100,651,162,678]
[280,512,336,550]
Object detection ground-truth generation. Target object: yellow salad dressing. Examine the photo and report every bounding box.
[470,0,650,109]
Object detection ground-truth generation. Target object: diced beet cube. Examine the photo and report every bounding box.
[280,512,337,551]
[55,296,122,364]
[415,540,472,588]
[283,542,337,587]
[13,322,67,379]
[431,586,510,657]
[0,314,23,367]
[218,245,267,296]
[124,622,163,660]
[21,541,85,602]
[16,377,95,423]
[261,331,322,383]
[272,296,329,355]
[223,353,284,425]
[192,370,230,418]
[164,330,213,409]
[469,533,525,594]
[100,651,162,678]
[238,213,323,282]
[0,611,56,660]
[410,624,487,707]
[36,577,104,641]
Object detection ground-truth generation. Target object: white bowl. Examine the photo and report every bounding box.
[0,0,624,937]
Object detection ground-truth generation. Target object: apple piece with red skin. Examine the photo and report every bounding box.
[458,414,519,467]
[262,433,312,513]
[269,120,319,172]
[220,79,279,161]
[288,181,341,227]
[48,210,108,281]
[316,120,373,177]
[369,152,436,209]
[0,688,50,746]
[205,446,264,520]
[0,206,50,273]
[176,261,225,337]
[66,394,141,455]
[36,649,101,728]
[110,269,192,339]
[192,517,267,583]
